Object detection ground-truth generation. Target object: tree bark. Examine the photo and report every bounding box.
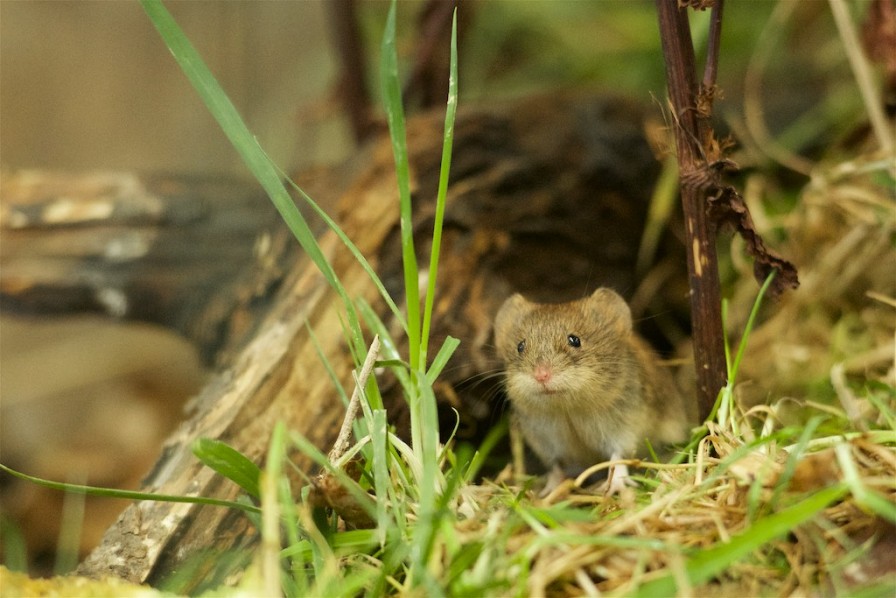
[0,171,297,366]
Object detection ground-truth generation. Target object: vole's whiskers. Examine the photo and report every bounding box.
[460,368,505,392]
[453,367,508,422]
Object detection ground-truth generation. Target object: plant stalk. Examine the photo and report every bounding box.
[655,0,728,419]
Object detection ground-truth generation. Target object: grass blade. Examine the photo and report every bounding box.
[260,422,286,598]
[835,442,896,524]
[0,519,28,572]
[0,463,261,515]
[139,0,364,356]
[193,438,261,499]
[370,409,394,545]
[276,165,408,335]
[53,474,85,575]
[426,335,460,384]
[420,9,459,365]
[380,0,421,370]
[729,269,776,383]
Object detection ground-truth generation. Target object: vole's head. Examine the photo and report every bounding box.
[494,288,633,403]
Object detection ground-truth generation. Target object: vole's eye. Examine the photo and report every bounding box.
[567,334,581,348]
[516,340,526,354]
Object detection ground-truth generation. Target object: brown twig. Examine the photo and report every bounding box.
[326,0,376,143]
[403,0,455,105]
[700,0,724,114]
[654,0,799,419]
[861,0,896,114]
[327,335,381,464]
[403,0,471,109]
[655,0,728,419]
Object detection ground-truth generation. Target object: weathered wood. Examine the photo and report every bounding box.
[0,171,296,365]
[4,93,684,584]
[74,146,402,584]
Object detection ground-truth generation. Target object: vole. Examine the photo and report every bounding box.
[494,288,697,495]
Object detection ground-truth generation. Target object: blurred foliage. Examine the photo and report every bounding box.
[349,0,867,145]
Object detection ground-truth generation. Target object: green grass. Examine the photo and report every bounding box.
[140,0,368,359]
[0,463,261,516]
[1,2,893,595]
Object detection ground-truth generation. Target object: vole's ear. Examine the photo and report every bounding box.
[494,293,531,342]
[589,288,632,332]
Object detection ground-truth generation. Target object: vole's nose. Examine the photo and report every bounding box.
[533,362,552,384]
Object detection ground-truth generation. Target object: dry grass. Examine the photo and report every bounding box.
[735,152,894,414]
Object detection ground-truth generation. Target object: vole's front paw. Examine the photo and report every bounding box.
[600,463,638,496]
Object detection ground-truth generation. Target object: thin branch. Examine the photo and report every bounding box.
[829,0,895,154]
[701,0,724,105]
[655,0,728,419]
[328,335,381,464]
[654,0,799,419]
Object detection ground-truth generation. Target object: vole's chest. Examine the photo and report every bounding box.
[516,407,612,465]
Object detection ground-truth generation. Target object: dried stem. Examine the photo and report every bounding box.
[403,0,465,108]
[829,0,895,154]
[655,0,798,418]
[655,0,728,419]
[701,0,724,97]
[328,335,381,464]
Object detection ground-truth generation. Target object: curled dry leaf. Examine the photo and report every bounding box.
[677,0,716,11]
[680,161,800,298]
[307,461,376,530]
